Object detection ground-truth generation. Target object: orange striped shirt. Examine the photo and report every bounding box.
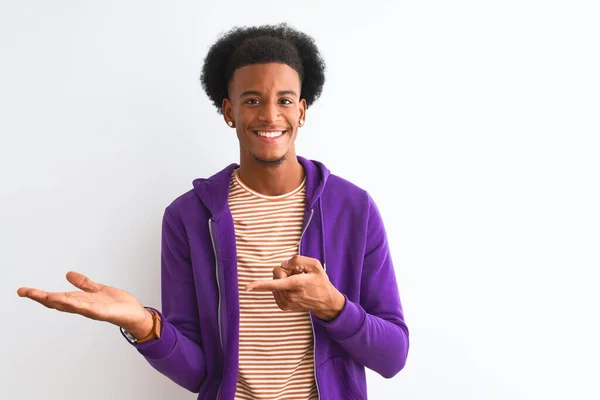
[229,169,317,400]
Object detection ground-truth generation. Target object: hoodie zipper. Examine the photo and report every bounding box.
[299,208,321,399]
[208,219,224,400]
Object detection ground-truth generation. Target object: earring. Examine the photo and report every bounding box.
[227,121,233,127]
[299,119,305,126]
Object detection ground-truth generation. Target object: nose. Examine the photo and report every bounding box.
[258,102,280,123]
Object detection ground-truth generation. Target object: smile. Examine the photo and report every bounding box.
[252,130,287,139]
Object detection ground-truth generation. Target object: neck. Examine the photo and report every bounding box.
[237,152,304,196]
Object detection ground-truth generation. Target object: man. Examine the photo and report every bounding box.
[18,23,409,399]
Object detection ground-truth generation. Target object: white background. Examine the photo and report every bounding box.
[2,1,599,399]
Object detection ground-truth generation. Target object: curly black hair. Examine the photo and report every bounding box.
[200,23,326,114]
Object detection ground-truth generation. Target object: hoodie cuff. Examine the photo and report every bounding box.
[314,294,366,341]
[122,309,177,360]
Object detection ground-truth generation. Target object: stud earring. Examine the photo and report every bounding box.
[299,119,305,126]
[227,121,233,127]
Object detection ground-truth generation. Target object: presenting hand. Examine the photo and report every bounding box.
[245,255,345,321]
[17,271,153,338]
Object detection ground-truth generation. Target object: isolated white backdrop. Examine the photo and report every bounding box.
[2,1,599,399]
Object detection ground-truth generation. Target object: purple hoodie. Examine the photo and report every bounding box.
[125,156,409,399]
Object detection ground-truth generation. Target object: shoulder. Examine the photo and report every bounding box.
[166,189,200,213]
[323,173,373,209]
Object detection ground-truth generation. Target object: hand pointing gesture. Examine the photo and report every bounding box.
[245,255,345,321]
[17,271,154,338]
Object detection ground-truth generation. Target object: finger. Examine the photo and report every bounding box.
[281,256,322,274]
[17,287,35,298]
[281,259,303,274]
[45,293,79,314]
[48,294,100,319]
[273,267,289,280]
[18,287,102,320]
[20,287,81,311]
[66,271,102,293]
[17,287,52,303]
[272,268,288,307]
[17,287,56,309]
[245,276,301,292]
[45,292,82,311]
[18,289,71,312]
[288,255,315,265]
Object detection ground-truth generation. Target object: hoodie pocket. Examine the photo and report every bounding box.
[321,356,367,400]
[196,378,219,400]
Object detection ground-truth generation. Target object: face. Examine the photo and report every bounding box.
[222,63,307,166]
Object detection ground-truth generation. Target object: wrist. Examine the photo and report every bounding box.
[315,290,345,321]
[124,308,154,339]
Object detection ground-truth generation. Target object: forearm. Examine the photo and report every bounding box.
[132,310,207,393]
[316,296,409,378]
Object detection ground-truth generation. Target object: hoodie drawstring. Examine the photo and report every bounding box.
[319,200,327,272]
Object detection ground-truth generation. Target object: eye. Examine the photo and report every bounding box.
[244,98,260,105]
[280,98,293,105]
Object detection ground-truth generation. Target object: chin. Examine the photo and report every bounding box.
[252,153,287,166]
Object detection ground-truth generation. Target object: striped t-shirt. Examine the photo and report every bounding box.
[229,168,317,400]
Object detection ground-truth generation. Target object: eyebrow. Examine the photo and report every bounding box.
[240,90,298,98]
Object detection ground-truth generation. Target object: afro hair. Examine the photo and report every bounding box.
[200,22,326,114]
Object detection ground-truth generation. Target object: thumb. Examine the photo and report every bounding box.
[66,271,103,293]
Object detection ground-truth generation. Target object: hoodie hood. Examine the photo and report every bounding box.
[192,156,331,220]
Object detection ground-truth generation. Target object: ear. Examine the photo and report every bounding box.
[222,97,234,127]
[299,98,307,123]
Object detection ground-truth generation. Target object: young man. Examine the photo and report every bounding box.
[17,23,409,399]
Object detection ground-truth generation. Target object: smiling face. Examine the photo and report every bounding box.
[222,63,307,166]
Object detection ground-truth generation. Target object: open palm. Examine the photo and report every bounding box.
[17,271,148,331]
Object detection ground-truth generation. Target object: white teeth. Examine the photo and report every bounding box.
[256,131,284,138]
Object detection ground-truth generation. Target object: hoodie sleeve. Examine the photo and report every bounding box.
[315,193,410,378]
[124,208,207,393]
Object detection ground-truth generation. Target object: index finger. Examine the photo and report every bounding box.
[245,276,300,292]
